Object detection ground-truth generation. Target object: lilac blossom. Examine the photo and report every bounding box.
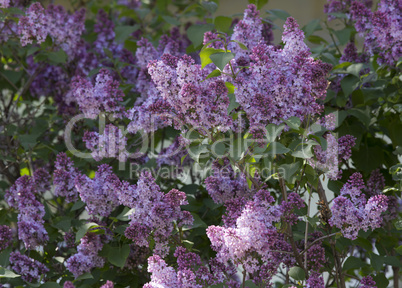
[83,124,129,162]
[65,232,107,278]
[18,2,47,46]
[360,275,377,288]
[71,68,125,119]
[5,175,48,249]
[0,0,10,8]
[53,152,80,202]
[204,158,251,204]
[120,172,193,257]
[350,0,402,66]
[207,190,289,285]
[148,54,233,133]
[100,281,114,288]
[329,173,389,239]
[63,282,75,288]
[0,225,12,251]
[235,16,332,130]
[306,272,325,288]
[309,134,356,180]
[9,251,49,282]
[324,0,372,21]
[75,164,120,217]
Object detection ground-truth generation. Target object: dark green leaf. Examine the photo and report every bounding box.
[288,266,305,281]
[333,27,353,45]
[75,272,93,281]
[267,9,291,20]
[201,1,218,13]
[341,74,360,97]
[187,24,215,47]
[48,50,68,64]
[279,162,301,182]
[266,142,290,155]
[342,256,367,271]
[284,117,301,130]
[230,39,248,50]
[71,200,85,211]
[75,222,101,243]
[107,245,130,268]
[302,19,321,37]
[373,273,389,288]
[162,16,181,26]
[228,93,239,113]
[370,253,384,272]
[214,16,232,33]
[115,25,140,43]
[41,282,61,288]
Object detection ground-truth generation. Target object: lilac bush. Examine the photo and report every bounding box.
[0,0,400,288]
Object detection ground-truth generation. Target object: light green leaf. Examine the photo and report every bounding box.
[200,48,225,68]
[302,19,321,37]
[205,69,222,80]
[266,142,290,154]
[0,267,20,278]
[267,9,291,20]
[283,116,301,130]
[201,1,218,13]
[209,52,235,71]
[75,222,102,243]
[266,123,285,142]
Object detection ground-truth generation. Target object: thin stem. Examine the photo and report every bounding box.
[304,189,312,267]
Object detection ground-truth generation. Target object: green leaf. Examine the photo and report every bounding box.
[279,162,301,182]
[389,164,402,181]
[48,50,67,64]
[41,282,61,288]
[267,9,291,20]
[115,24,140,43]
[230,137,250,161]
[188,144,209,163]
[244,280,259,288]
[266,142,290,155]
[383,256,402,267]
[19,134,38,150]
[248,0,268,10]
[333,27,353,45]
[288,266,305,281]
[76,222,101,243]
[187,24,214,47]
[227,93,239,113]
[106,245,130,268]
[266,123,285,142]
[395,245,402,255]
[370,253,384,272]
[214,16,232,33]
[230,39,248,50]
[225,82,235,94]
[328,12,348,19]
[341,74,360,97]
[373,273,389,288]
[209,52,235,71]
[211,141,226,157]
[162,16,181,26]
[200,48,225,68]
[347,107,371,128]
[291,140,318,159]
[191,213,207,228]
[75,272,93,281]
[205,69,222,80]
[342,256,367,271]
[201,1,218,13]
[283,116,301,130]
[71,200,85,211]
[302,19,321,37]
[0,267,20,278]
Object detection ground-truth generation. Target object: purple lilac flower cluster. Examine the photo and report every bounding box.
[324,0,372,21]
[65,232,108,278]
[329,173,389,239]
[119,171,193,257]
[5,173,49,249]
[71,69,125,119]
[18,2,85,51]
[9,251,49,282]
[205,158,251,204]
[144,247,237,287]
[207,189,291,285]
[350,0,402,66]
[0,225,12,251]
[360,275,377,288]
[75,164,120,217]
[147,54,232,134]
[127,31,190,134]
[310,134,356,180]
[156,136,193,176]
[53,152,79,202]
[83,124,128,162]
[234,11,332,130]
[0,0,10,8]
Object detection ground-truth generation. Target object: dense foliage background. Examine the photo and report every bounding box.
[0,0,401,287]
